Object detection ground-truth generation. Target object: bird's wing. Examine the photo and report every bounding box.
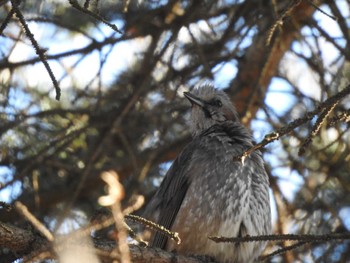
[146,138,205,249]
[147,124,256,248]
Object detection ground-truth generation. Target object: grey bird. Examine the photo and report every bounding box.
[144,85,271,263]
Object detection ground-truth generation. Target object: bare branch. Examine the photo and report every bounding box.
[15,201,54,242]
[10,0,61,100]
[234,84,350,160]
[69,0,122,34]
[209,232,350,243]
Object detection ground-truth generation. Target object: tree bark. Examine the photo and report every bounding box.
[0,221,217,263]
[229,1,320,125]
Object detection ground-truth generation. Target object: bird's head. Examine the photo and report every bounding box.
[184,85,239,136]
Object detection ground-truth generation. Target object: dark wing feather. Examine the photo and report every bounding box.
[151,176,189,248]
[145,139,200,249]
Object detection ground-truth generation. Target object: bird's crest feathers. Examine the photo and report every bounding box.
[185,85,239,136]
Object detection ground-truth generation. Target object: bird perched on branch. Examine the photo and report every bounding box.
[144,85,271,263]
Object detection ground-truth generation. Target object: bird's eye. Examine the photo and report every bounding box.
[213,99,222,107]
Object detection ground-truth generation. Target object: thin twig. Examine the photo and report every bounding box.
[327,109,350,127]
[234,84,350,160]
[261,241,308,261]
[10,0,61,100]
[266,0,302,46]
[298,102,338,155]
[69,0,122,34]
[0,35,121,70]
[125,214,181,245]
[208,232,350,243]
[0,7,15,35]
[15,201,54,242]
[305,0,338,21]
[234,131,279,163]
[122,195,145,215]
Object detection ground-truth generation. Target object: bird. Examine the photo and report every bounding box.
[144,85,271,263]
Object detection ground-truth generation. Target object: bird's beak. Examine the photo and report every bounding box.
[183,92,205,107]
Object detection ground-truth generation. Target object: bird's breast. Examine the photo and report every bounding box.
[166,127,270,262]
